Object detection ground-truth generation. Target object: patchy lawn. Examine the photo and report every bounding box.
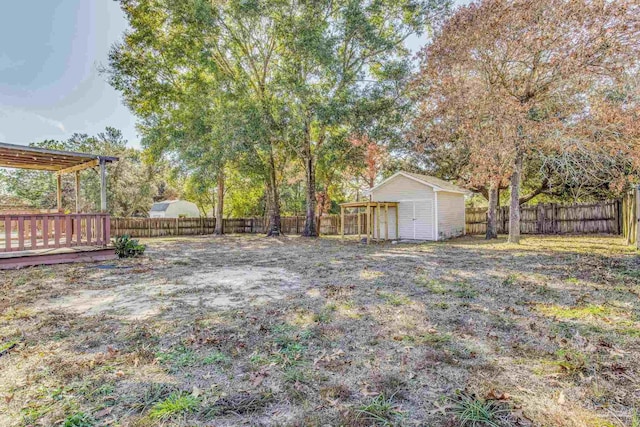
[1,235,639,426]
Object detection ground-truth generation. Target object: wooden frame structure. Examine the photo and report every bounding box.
[0,142,118,269]
[339,201,399,244]
[0,142,118,212]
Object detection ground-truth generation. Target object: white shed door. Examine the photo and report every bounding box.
[398,200,434,240]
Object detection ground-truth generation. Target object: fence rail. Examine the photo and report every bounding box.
[110,200,629,240]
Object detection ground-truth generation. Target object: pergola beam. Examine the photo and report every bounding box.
[0,142,117,172]
[56,159,100,175]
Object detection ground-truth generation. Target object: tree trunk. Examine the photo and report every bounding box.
[486,183,498,239]
[302,154,317,237]
[214,169,224,235]
[266,148,282,236]
[508,154,523,243]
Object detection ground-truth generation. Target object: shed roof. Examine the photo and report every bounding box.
[0,142,118,173]
[370,171,469,194]
[149,200,194,212]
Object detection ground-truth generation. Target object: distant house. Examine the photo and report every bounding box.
[149,200,200,218]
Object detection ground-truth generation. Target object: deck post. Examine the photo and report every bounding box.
[75,171,81,213]
[100,158,107,212]
[56,174,63,212]
[357,208,361,240]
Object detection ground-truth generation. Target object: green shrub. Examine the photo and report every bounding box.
[113,235,146,258]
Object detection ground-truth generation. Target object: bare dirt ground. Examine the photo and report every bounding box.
[1,234,639,426]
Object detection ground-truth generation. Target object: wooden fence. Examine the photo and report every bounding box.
[111,214,363,238]
[622,187,639,247]
[111,199,634,240]
[466,200,622,236]
[111,217,216,238]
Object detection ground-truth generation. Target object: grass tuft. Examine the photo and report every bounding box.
[356,393,403,426]
[450,391,510,427]
[538,304,614,320]
[149,392,199,420]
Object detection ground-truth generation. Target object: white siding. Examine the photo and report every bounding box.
[372,206,398,239]
[397,202,414,239]
[436,191,466,239]
[371,175,435,202]
[371,175,437,240]
[414,199,435,240]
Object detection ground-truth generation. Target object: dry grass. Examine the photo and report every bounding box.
[1,234,639,426]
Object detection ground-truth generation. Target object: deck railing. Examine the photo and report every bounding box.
[1,213,111,252]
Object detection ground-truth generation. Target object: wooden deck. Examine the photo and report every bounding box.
[0,246,116,270]
[1,213,115,269]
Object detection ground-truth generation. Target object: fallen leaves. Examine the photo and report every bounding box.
[486,389,511,401]
[557,390,566,405]
[250,367,270,387]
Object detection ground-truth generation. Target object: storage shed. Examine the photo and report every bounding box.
[340,171,468,242]
[149,200,201,218]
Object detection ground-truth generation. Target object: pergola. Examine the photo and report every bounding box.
[0,142,118,212]
[0,142,118,268]
[339,201,399,244]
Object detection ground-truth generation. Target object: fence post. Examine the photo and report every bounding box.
[636,186,640,249]
[536,204,543,233]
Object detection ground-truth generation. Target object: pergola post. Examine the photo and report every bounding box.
[56,174,62,212]
[75,171,81,213]
[100,158,107,213]
[395,206,399,240]
[376,202,381,241]
[385,203,389,241]
[338,201,398,244]
[366,204,370,245]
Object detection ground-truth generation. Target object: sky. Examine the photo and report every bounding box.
[0,1,136,147]
[0,0,470,149]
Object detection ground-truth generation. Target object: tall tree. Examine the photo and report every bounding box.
[414,0,639,243]
[108,0,450,237]
[108,0,279,234]
[277,0,450,236]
